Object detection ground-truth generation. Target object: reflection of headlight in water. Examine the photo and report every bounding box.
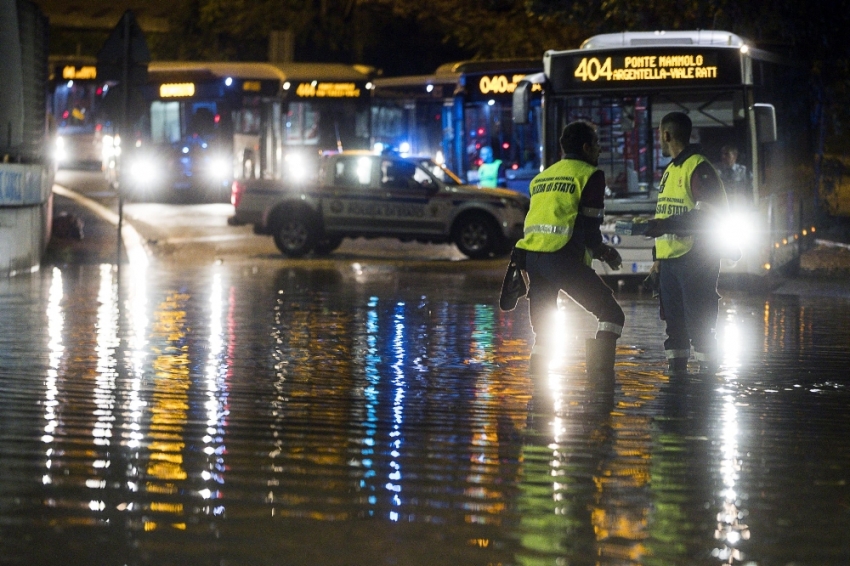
[208,156,231,179]
[715,211,758,251]
[284,153,307,181]
[534,303,572,378]
[128,156,159,185]
[55,136,67,162]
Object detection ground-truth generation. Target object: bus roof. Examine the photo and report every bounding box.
[373,59,544,90]
[579,30,747,50]
[147,61,375,83]
[435,58,543,78]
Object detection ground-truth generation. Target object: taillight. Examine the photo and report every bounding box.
[231,180,244,208]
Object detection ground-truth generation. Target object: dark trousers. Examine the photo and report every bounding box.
[658,251,721,360]
[525,247,625,350]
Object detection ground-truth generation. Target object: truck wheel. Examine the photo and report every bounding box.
[313,235,344,256]
[273,213,317,257]
[453,213,503,259]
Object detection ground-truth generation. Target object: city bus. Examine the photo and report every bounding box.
[513,30,815,279]
[371,59,543,195]
[108,61,374,201]
[48,56,106,168]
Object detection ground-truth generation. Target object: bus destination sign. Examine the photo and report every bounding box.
[160,82,195,98]
[295,82,362,98]
[550,48,743,92]
[61,65,97,80]
[471,73,542,100]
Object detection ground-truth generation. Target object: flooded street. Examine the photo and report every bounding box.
[1,256,849,565]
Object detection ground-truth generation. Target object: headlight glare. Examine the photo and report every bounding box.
[209,156,231,179]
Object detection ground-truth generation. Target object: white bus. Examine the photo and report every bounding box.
[514,31,816,279]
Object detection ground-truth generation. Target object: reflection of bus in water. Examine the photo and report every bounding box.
[110,61,373,201]
[371,60,543,196]
[48,56,106,168]
[515,31,814,278]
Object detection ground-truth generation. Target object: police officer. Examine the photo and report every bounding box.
[645,112,729,375]
[477,146,504,188]
[515,120,625,382]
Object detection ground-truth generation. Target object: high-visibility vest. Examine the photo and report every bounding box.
[654,153,705,258]
[477,160,502,187]
[516,159,598,254]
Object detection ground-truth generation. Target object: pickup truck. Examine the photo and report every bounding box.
[229,151,529,259]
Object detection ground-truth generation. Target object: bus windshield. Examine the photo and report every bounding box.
[551,90,750,201]
[52,81,100,133]
[285,100,370,151]
[465,100,542,187]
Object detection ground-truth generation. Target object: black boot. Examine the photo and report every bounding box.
[586,338,616,404]
[667,357,689,376]
[586,337,616,375]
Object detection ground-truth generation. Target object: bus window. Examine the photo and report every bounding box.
[52,81,98,130]
[189,106,216,138]
[465,99,541,192]
[285,102,320,145]
[235,107,261,135]
[371,100,443,157]
[150,101,182,144]
[559,96,653,196]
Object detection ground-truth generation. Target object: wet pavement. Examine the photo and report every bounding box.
[1,192,850,565]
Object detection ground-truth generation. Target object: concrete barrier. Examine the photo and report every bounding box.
[1,0,51,277]
[0,163,54,276]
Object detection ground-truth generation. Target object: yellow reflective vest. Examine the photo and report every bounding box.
[477,160,502,187]
[654,153,706,259]
[516,158,597,254]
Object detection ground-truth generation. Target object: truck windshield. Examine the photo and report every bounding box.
[409,158,462,186]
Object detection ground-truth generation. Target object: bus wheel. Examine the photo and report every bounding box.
[313,235,344,256]
[273,213,317,257]
[453,213,502,259]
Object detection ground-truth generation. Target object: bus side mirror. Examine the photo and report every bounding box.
[513,81,530,125]
[754,103,777,144]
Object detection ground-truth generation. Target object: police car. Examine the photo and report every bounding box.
[229,151,528,259]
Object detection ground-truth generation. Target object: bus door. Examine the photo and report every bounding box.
[282,98,370,182]
[233,96,264,180]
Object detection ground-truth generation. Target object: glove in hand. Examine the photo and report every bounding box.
[593,244,622,271]
[643,219,665,238]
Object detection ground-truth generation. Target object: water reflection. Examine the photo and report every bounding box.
[0,265,849,564]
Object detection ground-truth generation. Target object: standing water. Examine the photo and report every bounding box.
[0,261,849,565]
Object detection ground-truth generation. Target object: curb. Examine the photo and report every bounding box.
[52,185,150,267]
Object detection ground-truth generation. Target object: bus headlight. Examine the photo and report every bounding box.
[208,156,231,179]
[102,135,120,160]
[128,155,159,185]
[714,210,758,253]
[285,152,308,181]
